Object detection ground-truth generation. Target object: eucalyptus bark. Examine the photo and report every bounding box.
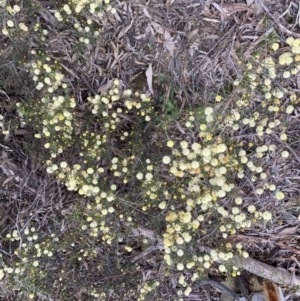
[232,255,300,286]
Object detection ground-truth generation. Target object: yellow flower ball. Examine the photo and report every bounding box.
[271,43,279,51]
[204,107,213,115]
[242,251,249,258]
[215,95,222,102]
[187,262,195,269]
[136,172,143,180]
[262,211,272,221]
[219,264,226,272]
[167,140,174,147]
[177,263,184,271]
[177,249,184,257]
[275,191,284,200]
[203,261,211,269]
[162,156,171,164]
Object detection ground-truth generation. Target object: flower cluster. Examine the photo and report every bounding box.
[0,0,300,300]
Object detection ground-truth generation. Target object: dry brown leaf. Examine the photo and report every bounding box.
[38,8,56,25]
[143,7,152,19]
[164,41,176,55]
[254,0,264,15]
[113,9,122,22]
[202,17,221,23]
[118,19,134,39]
[275,242,300,255]
[277,225,298,236]
[241,35,259,40]
[175,121,185,134]
[202,34,220,39]
[2,176,14,187]
[165,0,175,10]
[220,3,250,14]
[151,21,164,35]
[164,29,171,41]
[212,2,230,15]
[98,79,114,94]
[146,64,154,95]
[134,34,146,40]
[59,63,79,80]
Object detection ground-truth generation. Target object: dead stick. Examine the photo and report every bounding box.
[232,255,300,286]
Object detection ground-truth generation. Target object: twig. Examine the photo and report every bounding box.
[244,176,265,209]
[272,133,300,165]
[257,0,300,38]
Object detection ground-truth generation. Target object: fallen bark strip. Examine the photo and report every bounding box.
[199,244,300,287]
[232,255,300,286]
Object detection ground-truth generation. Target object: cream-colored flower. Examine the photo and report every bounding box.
[240,156,248,163]
[203,261,211,269]
[269,184,276,191]
[275,191,284,200]
[136,172,143,180]
[256,188,264,195]
[206,115,214,123]
[60,161,68,168]
[7,20,14,27]
[262,211,272,221]
[87,167,94,174]
[177,249,184,257]
[162,156,171,164]
[186,262,195,269]
[204,107,213,115]
[232,207,239,215]
[180,141,188,149]
[182,232,191,242]
[271,43,279,51]
[19,23,28,31]
[158,201,166,210]
[177,263,184,271]
[219,166,227,174]
[279,134,287,142]
[219,225,226,232]
[217,190,226,198]
[200,124,207,131]
[235,197,243,205]
[286,105,294,114]
[167,140,174,147]
[32,261,39,267]
[236,243,242,249]
[2,27,8,35]
[215,95,222,102]
[242,251,249,258]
